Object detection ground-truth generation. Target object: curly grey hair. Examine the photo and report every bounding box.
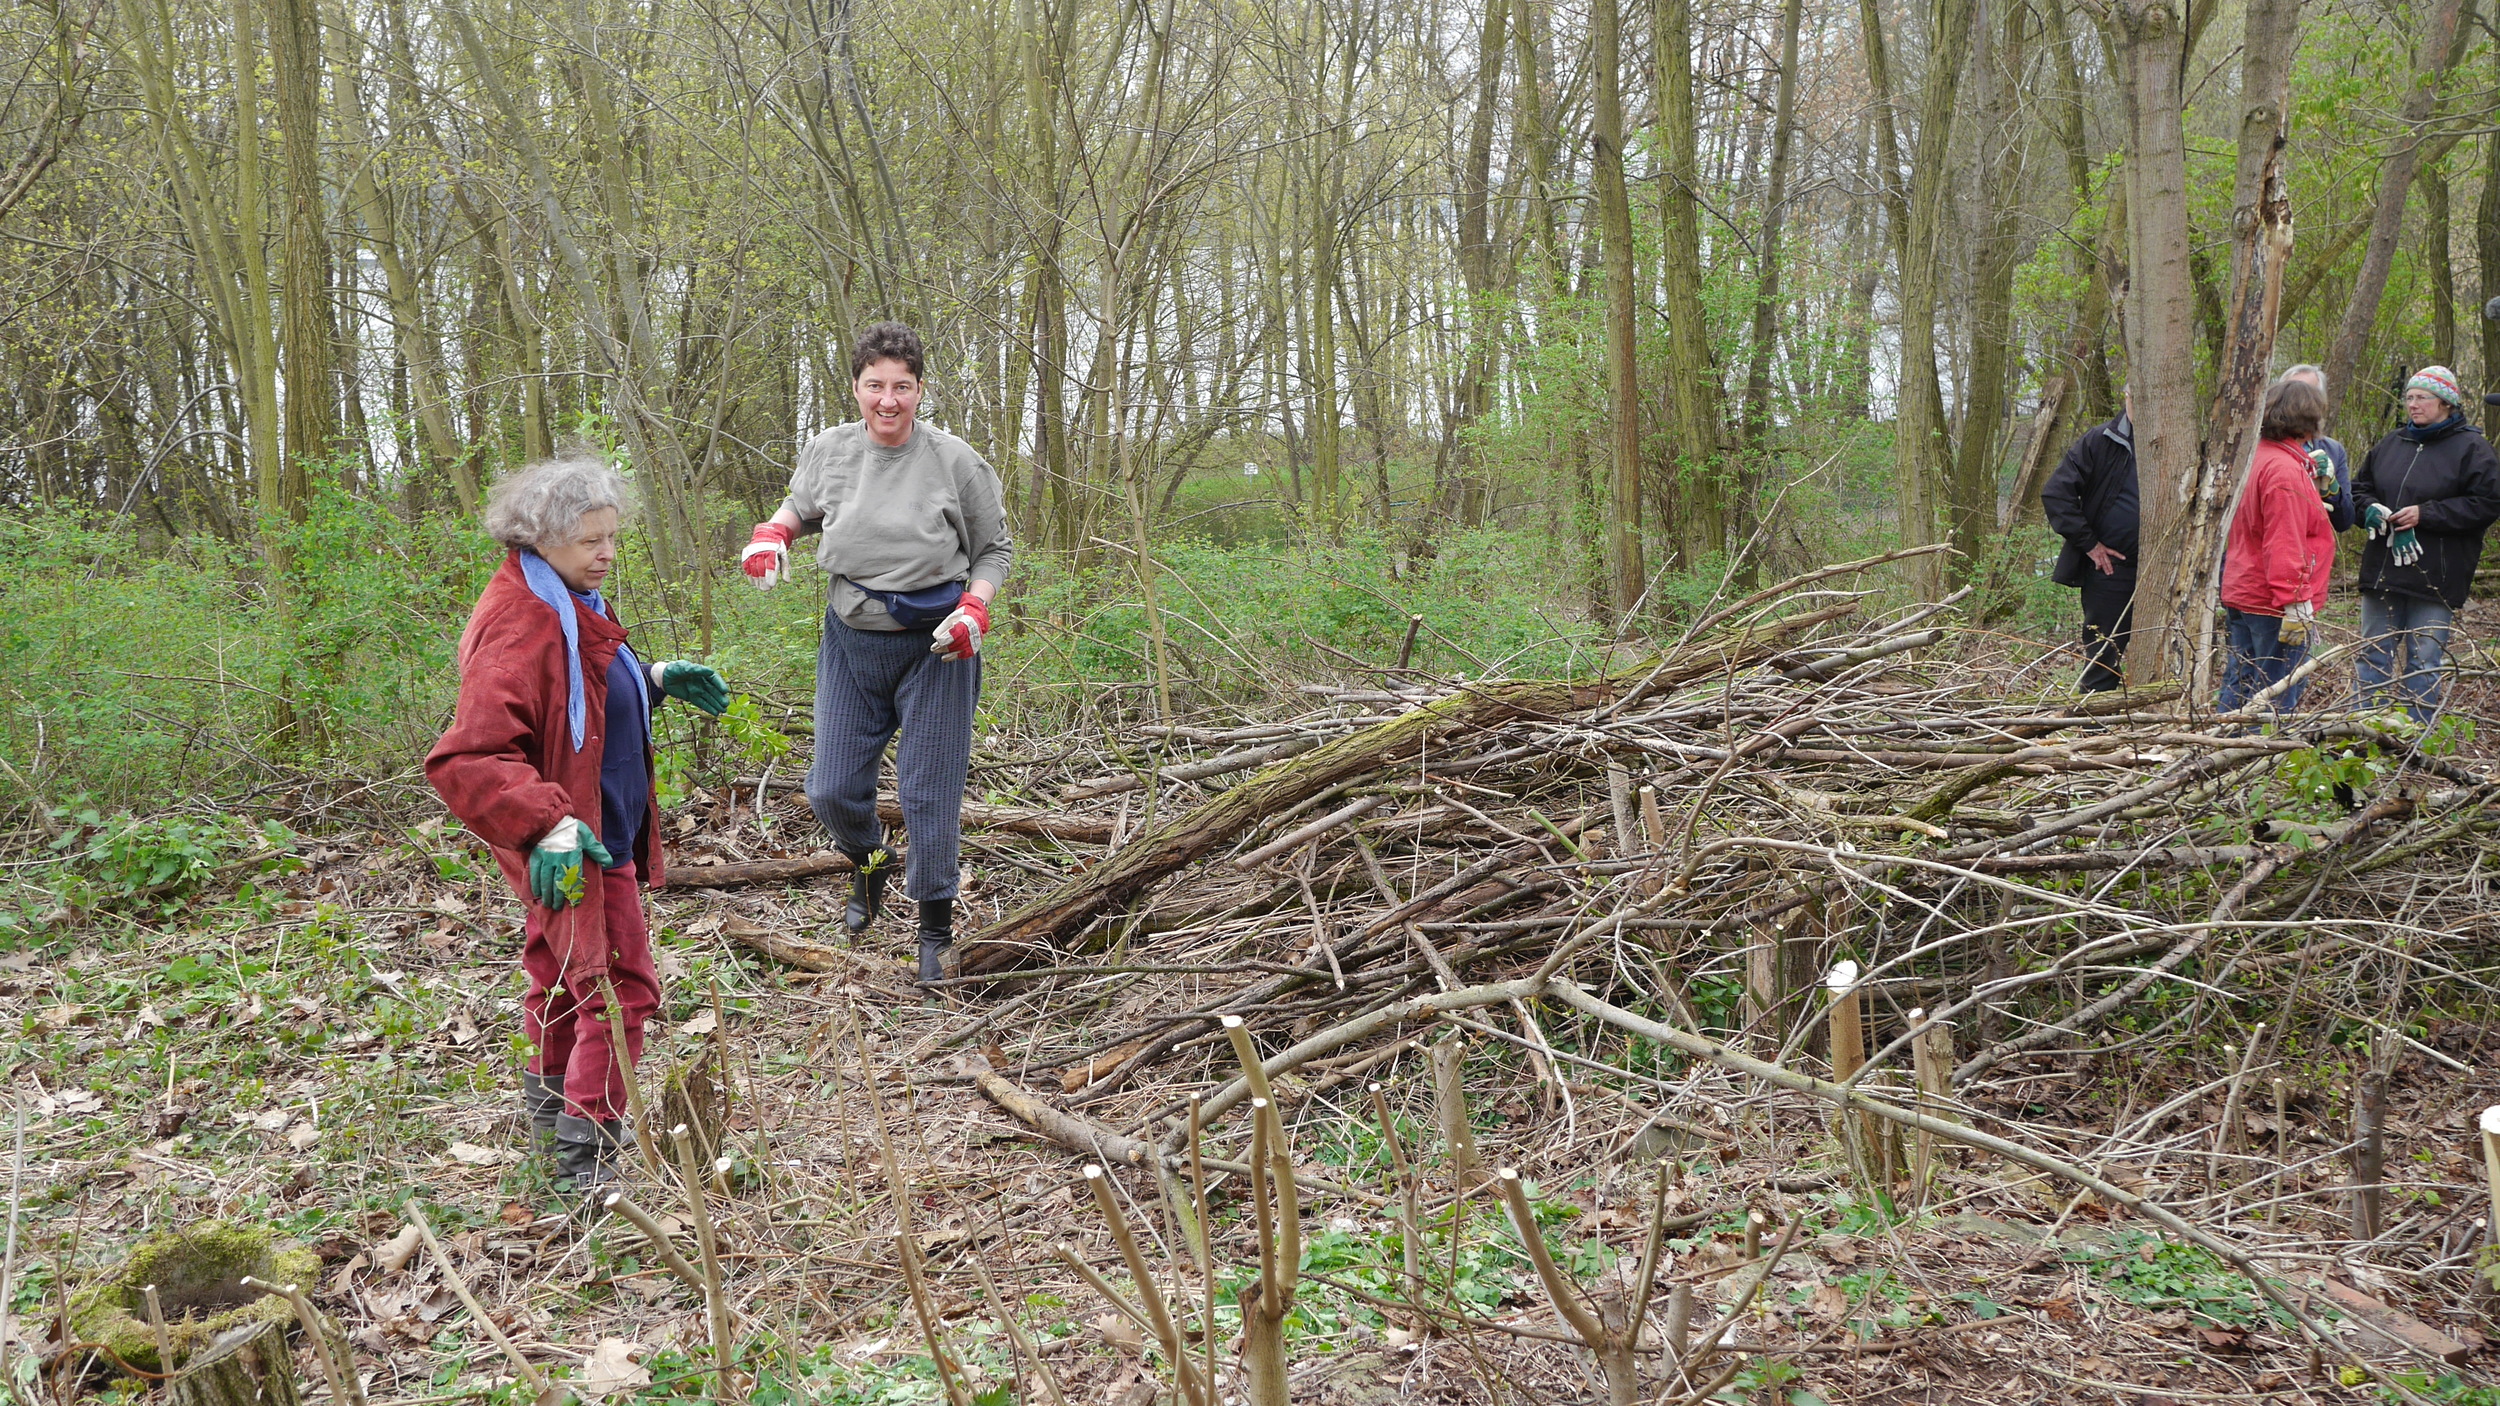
[481,452,634,550]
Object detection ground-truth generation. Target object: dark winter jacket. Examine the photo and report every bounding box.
[2309,434,2358,533]
[426,553,666,980]
[2352,416,2500,609]
[2041,414,2139,587]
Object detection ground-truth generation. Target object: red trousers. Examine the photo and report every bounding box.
[521,862,660,1122]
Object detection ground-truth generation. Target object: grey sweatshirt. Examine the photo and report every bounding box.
[780,421,1014,631]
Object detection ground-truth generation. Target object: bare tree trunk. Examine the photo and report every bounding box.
[1592,0,1643,612]
[2427,163,2455,368]
[2109,0,2203,686]
[1945,0,2028,588]
[2165,0,2304,694]
[2046,0,2116,423]
[1434,0,1507,528]
[1656,0,1720,572]
[2482,52,2500,430]
[270,0,335,498]
[1866,0,1976,598]
[1738,0,1803,462]
[2320,0,2469,427]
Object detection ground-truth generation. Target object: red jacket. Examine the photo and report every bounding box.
[426,553,664,976]
[2220,438,2336,618]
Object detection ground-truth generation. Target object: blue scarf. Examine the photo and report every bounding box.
[2399,411,2468,444]
[517,550,639,753]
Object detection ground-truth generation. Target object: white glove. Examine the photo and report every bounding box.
[2281,600,2315,627]
[929,596,990,662]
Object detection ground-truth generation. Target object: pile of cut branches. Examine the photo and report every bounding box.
[699,549,2500,1399]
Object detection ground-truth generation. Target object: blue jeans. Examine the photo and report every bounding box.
[2355,590,2454,722]
[2220,609,2309,712]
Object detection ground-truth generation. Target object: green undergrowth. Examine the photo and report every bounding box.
[0,494,1758,822]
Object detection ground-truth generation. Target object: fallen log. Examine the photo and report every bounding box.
[960,603,1859,974]
[660,852,853,888]
[731,786,1119,844]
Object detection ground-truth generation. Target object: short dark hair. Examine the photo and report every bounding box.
[2260,377,2327,442]
[850,322,925,381]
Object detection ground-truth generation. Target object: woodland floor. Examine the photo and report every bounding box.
[15,581,2500,1406]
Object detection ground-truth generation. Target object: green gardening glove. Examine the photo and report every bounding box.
[528,816,614,910]
[2309,448,2338,502]
[2389,526,2423,566]
[2365,503,2394,537]
[650,660,729,716]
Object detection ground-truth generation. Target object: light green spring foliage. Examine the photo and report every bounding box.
[0,491,1722,810]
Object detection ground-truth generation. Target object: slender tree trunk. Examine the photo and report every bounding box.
[1739,0,1803,459]
[1592,0,1643,612]
[2320,0,2469,427]
[228,0,284,533]
[2480,49,2500,431]
[2046,0,2116,422]
[2427,163,2455,367]
[1656,0,1720,572]
[270,0,335,499]
[1946,0,2028,588]
[1866,0,1976,598]
[2109,0,2213,685]
[1435,0,1507,527]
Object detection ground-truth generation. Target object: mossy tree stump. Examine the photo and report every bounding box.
[165,1319,301,1406]
[67,1221,318,1376]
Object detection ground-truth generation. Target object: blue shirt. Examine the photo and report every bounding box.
[600,647,652,861]
[568,585,652,863]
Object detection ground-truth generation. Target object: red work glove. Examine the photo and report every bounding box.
[741,522,794,589]
[930,595,990,662]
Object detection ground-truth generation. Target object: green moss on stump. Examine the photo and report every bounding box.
[68,1221,318,1376]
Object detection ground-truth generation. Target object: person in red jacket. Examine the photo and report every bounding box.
[427,453,728,1200]
[2218,377,2336,712]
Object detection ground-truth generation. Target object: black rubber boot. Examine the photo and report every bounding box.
[916,898,954,985]
[845,845,896,936]
[553,1113,628,1206]
[521,1071,565,1158]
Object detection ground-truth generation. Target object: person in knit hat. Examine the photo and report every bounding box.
[2350,364,2500,722]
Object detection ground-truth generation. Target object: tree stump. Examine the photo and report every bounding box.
[661,1047,729,1167]
[164,1319,301,1406]
[68,1220,318,1376]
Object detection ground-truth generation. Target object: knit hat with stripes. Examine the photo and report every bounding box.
[2408,364,2464,408]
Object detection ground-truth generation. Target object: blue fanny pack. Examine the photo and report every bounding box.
[845,577,964,628]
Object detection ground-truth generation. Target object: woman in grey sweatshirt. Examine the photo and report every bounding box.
[738,322,1013,982]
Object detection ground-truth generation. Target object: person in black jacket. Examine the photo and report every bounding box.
[2040,393,2137,691]
[2352,365,2500,722]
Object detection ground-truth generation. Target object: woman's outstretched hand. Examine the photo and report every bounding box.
[651,660,730,715]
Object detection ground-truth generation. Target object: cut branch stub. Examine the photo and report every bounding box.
[2480,1107,2500,1251]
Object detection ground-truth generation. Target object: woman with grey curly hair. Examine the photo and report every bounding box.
[427,451,731,1206]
